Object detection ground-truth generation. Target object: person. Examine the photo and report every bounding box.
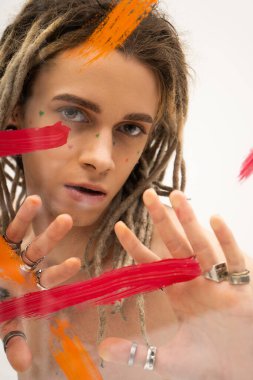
[0,1,252,379]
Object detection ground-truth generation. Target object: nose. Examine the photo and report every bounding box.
[78,131,115,174]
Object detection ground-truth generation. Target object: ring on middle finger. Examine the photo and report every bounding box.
[34,269,47,290]
[203,262,228,283]
[20,244,45,272]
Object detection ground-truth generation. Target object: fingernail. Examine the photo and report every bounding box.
[210,215,223,231]
[170,191,187,209]
[143,188,157,206]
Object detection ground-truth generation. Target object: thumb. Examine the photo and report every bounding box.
[98,337,156,369]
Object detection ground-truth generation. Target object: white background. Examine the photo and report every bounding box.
[0,0,253,379]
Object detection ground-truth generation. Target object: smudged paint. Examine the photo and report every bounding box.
[0,257,201,322]
[0,235,26,285]
[0,122,70,157]
[50,319,102,380]
[239,149,253,181]
[39,111,45,117]
[96,133,100,138]
[0,236,35,289]
[66,0,158,64]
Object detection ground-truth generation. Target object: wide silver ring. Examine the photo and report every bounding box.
[128,342,138,366]
[2,234,22,253]
[203,262,228,283]
[34,269,47,290]
[144,345,157,371]
[228,270,250,285]
[20,244,45,272]
[3,331,27,352]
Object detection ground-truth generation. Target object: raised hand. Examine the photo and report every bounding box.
[98,189,253,380]
[0,195,81,372]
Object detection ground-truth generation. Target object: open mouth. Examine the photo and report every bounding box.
[65,185,105,196]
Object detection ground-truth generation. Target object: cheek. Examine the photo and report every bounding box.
[114,140,144,161]
[22,148,65,179]
[122,149,142,165]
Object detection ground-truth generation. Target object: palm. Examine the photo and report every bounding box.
[158,277,253,379]
[100,189,253,379]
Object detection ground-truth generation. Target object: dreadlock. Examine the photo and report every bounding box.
[0,0,189,344]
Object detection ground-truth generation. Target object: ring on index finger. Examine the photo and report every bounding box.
[2,234,22,253]
[20,244,45,272]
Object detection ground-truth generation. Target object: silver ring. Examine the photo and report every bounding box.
[203,262,228,283]
[228,270,250,285]
[3,331,27,352]
[144,345,157,371]
[128,342,138,366]
[34,269,47,290]
[2,234,22,253]
[20,244,45,272]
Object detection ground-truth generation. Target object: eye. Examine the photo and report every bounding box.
[58,107,88,123]
[118,123,146,137]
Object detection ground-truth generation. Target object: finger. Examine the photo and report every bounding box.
[114,221,159,263]
[170,190,219,271]
[37,257,81,289]
[1,320,32,372]
[210,215,246,272]
[23,214,73,265]
[143,189,193,258]
[5,195,42,243]
[98,338,149,368]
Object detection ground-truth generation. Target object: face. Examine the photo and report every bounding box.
[17,50,159,228]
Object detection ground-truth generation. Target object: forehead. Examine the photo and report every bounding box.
[31,50,160,116]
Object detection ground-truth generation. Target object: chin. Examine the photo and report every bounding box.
[60,206,104,228]
[70,215,101,228]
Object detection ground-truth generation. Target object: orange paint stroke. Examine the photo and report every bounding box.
[0,235,26,285]
[50,319,102,380]
[66,0,158,64]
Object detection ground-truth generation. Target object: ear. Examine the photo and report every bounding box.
[5,105,23,130]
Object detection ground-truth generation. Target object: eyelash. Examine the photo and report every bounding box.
[57,107,147,137]
[58,107,88,123]
[117,123,146,137]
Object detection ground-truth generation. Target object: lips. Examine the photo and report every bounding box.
[65,183,107,196]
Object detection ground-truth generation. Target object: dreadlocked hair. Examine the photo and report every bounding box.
[0,0,189,344]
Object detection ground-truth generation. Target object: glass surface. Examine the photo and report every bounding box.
[0,1,253,379]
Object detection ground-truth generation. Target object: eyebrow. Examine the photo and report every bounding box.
[52,94,154,124]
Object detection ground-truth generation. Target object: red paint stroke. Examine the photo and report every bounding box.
[50,319,102,380]
[0,257,201,322]
[0,122,70,157]
[239,149,253,181]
